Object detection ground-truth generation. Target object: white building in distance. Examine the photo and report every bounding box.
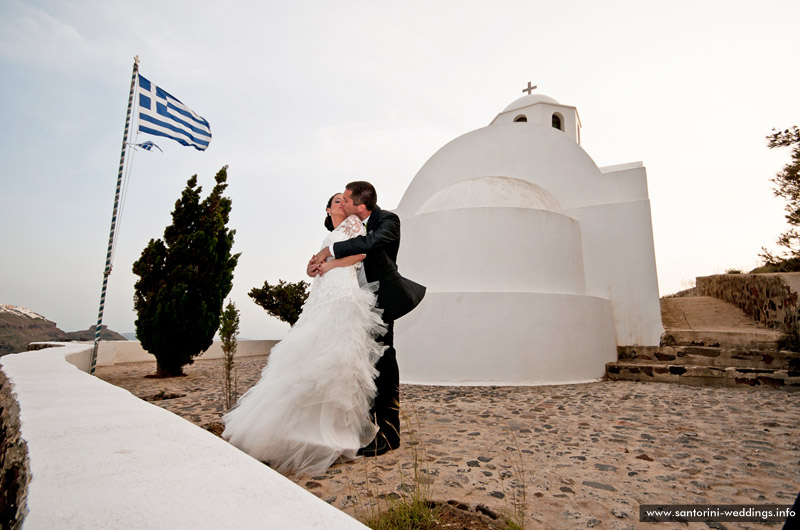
[395,91,662,385]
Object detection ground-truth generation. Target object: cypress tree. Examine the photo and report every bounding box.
[764,126,800,261]
[219,300,240,411]
[133,166,240,376]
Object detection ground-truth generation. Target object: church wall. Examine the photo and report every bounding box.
[398,208,586,294]
[394,96,664,381]
[566,199,663,346]
[396,292,617,385]
[590,165,651,205]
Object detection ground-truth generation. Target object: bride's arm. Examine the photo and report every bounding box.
[319,254,365,275]
[316,216,367,275]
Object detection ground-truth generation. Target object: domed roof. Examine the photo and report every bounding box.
[417,176,562,214]
[394,121,600,219]
[503,93,560,113]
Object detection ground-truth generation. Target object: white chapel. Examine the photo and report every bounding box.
[394,89,663,385]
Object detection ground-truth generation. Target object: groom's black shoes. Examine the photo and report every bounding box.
[357,437,398,458]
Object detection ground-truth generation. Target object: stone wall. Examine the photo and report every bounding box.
[0,369,29,530]
[696,273,800,332]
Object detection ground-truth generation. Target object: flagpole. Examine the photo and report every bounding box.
[90,55,140,375]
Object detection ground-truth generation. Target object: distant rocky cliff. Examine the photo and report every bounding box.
[0,305,125,356]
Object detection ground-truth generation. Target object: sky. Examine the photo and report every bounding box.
[1,0,798,340]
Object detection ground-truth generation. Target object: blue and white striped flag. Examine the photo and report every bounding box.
[136,140,162,152]
[137,74,211,151]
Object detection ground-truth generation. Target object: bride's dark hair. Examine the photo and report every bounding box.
[324,194,337,231]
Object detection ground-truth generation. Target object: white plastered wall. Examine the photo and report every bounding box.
[567,197,662,345]
[397,292,617,385]
[399,208,586,294]
[393,105,662,385]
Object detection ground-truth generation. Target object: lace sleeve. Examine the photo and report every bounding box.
[338,215,366,239]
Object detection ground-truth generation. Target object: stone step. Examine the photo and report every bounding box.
[660,296,780,334]
[660,329,781,350]
[605,362,800,390]
[613,295,800,389]
[618,346,800,370]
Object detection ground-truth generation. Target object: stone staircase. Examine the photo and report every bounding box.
[606,296,800,390]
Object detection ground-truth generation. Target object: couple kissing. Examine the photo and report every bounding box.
[223,181,425,476]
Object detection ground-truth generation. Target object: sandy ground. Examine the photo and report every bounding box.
[97,356,800,529]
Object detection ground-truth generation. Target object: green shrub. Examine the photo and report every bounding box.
[248,279,309,325]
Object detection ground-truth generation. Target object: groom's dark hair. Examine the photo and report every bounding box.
[346,181,377,211]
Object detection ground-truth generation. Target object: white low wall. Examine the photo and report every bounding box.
[0,343,367,530]
[94,339,278,366]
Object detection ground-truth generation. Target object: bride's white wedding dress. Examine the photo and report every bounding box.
[222,215,385,476]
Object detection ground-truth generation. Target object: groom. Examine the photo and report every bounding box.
[311,181,425,457]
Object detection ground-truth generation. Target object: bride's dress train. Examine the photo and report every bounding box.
[222,215,385,476]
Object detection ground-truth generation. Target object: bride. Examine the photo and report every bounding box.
[222,193,386,476]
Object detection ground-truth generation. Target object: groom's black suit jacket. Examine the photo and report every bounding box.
[332,206,425,322]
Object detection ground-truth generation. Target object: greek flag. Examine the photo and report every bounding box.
[137,74,211,151]
[136,141,162,152]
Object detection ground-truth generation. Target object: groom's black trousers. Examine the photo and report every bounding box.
[373,320,400,448]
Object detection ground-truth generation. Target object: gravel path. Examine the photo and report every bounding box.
[97,356,800,529]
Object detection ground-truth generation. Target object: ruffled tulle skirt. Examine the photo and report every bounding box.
[222,266,385,476]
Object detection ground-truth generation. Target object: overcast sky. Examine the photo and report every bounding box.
[1,0,798,340]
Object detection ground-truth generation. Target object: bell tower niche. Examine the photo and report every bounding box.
[490,83,582,145]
